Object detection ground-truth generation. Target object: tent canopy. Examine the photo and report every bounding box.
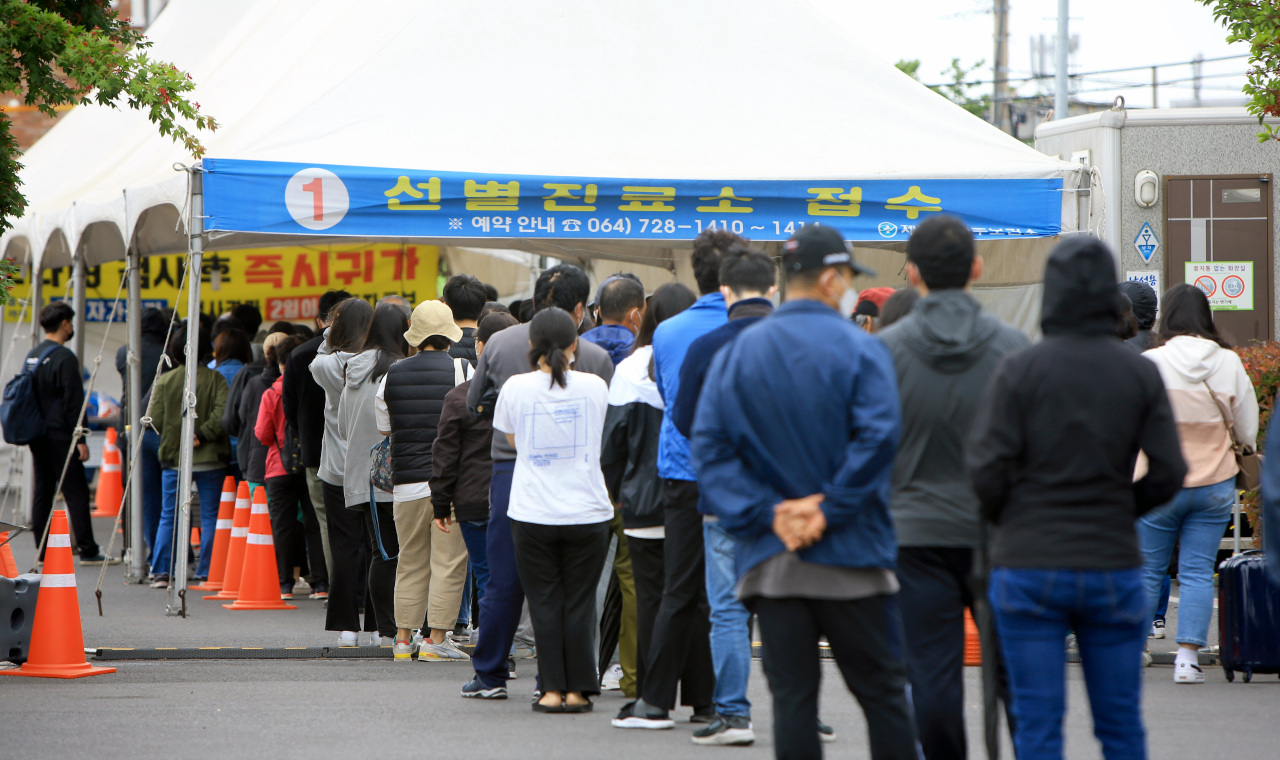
[2,0,1076,272]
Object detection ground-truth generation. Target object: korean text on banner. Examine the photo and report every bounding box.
[1185,261,1253,311]
[203,159,1064,243]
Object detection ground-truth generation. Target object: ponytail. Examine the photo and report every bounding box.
[527,307,579,389]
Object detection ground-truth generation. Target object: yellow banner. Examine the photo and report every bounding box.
[5,242,440,323]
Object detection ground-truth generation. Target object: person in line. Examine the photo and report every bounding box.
[256,334,323,600]
[877,216,1027,760]
[483,283,500,303]
[601,283,697,705]
[853,298,880,332]
[149,323,229,587]
[442,274,488,364]
[311,297,379,645]
[666,245,776,746]
[26,302,104,564]
[496,307,614,713]
[232,303,266,363]
[282,289,351,595]
[877,288,920,329]
[462,264,615,700]
[613,229,736,729]
[115,306,170,565]
[211,327,252,481]
[1139,283,1258,684]
[432,312,520,633]
[1262,413,1280,586]
[377,300,471,662]
[232,332,289,503]
[967,237,1186,760]
[339,301,409,644]
[1120,279,1159,351]
[691,225,918,759]
[583,275,646,365]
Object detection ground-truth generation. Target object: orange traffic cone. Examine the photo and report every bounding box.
[0,510,116,678]
[193,478,239,591]
[204,483,251,601]
[91,445,123,518]
[0,531,19,578]
[225,488,295,611]
[964,608,982,666]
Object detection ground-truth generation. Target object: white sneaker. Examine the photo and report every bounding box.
[393,639,417,661]
[1141,650,1153,667]
[418,636,471,662]
[337,631,359,647]
[1174,660,1205,684]
[1150,620,1166,639]
[601,663,624,691]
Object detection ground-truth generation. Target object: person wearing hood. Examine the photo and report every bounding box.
[1119,279,1159,351]
[967,237,1186,760]
[582,275,646,366]
[116,306,171,565]
[310,297,379,646]
[233,332,290,500]
[1138,283,1258,684]
[878,216,1027,760]
[442,274,487,365]
[339,301,411,644]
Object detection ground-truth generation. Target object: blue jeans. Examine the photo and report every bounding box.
[138,429,163,563]
[1155,575,1170,621]
[152,467,227,578]
[460,520,490,606]
[457,558,474,627]
[990,567,1148,760]
[703,520,752,718]
[1137,478,1234,647]
[472,463,521,687]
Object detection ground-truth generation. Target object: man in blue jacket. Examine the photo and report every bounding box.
[692,225,918,760]
[612,228,739,730]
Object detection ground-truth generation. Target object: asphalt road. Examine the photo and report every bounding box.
[3,516,1277,759]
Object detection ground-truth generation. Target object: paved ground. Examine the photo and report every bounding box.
[3,516,1278,759]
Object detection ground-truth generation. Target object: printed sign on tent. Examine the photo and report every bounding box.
[1185,262,1253,311]
[203,158,1064,243]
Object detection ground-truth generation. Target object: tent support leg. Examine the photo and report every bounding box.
[71,255,86,362]
[125,245,147,583]
[167,169,203,617]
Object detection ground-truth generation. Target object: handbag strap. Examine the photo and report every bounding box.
[1202,381,1246,453]
[368,482,397,561]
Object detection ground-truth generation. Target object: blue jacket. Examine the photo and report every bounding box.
[581,324,635,366]
[653,292,727,481]
[1262,413,1280,585]
[691,299,902,577]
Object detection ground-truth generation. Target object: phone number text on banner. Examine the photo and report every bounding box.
[203,159,1063,242]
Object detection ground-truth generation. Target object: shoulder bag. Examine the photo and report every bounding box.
[1204,382,1262,491]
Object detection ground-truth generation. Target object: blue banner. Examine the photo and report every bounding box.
[203,159,1062,242]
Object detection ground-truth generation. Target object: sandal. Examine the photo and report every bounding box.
[532,698,565,713]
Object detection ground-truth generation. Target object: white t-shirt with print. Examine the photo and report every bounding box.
[493,369,613,526]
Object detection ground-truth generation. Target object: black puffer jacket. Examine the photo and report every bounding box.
[447,328,477,365]
[384,351,459,486]
[235,364,278,483]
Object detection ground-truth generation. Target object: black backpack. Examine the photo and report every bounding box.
[1,343,61,445]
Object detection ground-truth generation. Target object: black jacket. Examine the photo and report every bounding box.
[967,237,1187,570]
[448,328,477,365]
[235,365,279,483]
[430,380,493,522]
[283,333,326,468]
[384,351,457,486]
[28,340,84,440]
[115,308,169,428]
[223,362,265,474]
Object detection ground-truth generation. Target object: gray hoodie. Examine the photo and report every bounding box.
[337,349,394,509]
[878,290,1029,547]
[309,335,353,488]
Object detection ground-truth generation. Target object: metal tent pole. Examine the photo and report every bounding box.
[125,244,146,583]
[166,169,203,617]
[71,254,86,362]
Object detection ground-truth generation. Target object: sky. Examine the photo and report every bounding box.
[805,0,1251,111]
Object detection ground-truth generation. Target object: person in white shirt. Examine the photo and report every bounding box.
[494,307,613,713]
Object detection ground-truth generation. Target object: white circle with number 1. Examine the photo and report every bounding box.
[285,168,349,230]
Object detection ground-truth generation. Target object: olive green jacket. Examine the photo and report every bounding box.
[150,366,229,469]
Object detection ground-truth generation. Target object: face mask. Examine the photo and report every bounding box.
[836,273,857,317]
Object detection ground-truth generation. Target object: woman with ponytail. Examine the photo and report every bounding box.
[493,307,613,713]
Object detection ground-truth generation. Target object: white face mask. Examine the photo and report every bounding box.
[836,273,858,317]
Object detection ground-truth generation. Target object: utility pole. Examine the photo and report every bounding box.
[1152,65,1158,109]
[1055,0,1069,119]
[1193,53,1204,106]
[992,0,1009,131]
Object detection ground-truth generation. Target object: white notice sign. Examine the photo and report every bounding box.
[1185,261,1254,311]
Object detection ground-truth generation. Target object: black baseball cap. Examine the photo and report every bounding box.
[781,225,876,276]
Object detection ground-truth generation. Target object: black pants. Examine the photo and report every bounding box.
[30,435,98,559]
[751,594,919,760]
[361,500,399,639]
[265,474,309,589]
[639,479,714,711]
[629,534,704,703]
[322,481,376,633]
[511,518,611,695]
[897,546,1015,760]
[297,479,328,588]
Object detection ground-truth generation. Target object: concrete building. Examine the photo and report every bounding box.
[1037,105,1280,344]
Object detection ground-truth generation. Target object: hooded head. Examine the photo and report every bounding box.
[141,307,168,338]
[1040,236,1123,337]
[1118,280,1157,330]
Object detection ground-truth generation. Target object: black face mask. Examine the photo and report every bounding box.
[66,327,74,342]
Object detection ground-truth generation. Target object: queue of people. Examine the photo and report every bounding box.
[18,215,1247,760]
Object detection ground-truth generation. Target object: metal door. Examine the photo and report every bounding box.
[1165,175,1273,345]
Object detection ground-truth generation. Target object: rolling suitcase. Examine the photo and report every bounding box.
[1217,550,1280,682]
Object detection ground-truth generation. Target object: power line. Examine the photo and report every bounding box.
[924,53,1249,89]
